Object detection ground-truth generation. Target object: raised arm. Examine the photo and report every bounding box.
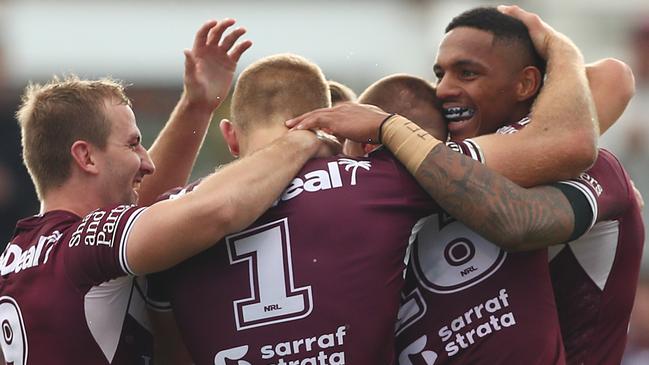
[137,19,252,205]
[468,6,595,187]
[127,130,335,274]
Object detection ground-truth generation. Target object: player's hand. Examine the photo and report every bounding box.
[285,102,391,144]
[497,5,571,61]
[182,19,252,112]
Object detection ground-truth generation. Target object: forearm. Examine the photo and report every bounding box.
[525,36,598,174]
[137,94,213,206]
[474,38,597,187]
[127,130,319,274]
[415,144,574,250]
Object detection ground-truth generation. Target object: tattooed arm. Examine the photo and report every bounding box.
[416,144,577,251]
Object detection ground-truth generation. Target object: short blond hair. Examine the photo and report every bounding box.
[231,54,331,132]
[16,75,131,199]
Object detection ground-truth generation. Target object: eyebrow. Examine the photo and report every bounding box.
[434,59,485,71]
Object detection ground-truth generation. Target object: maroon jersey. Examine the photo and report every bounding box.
[395,119,566,365]
[0,205,154,365]
[395,217,564,365]
[149,149,438,365]
[549,149,644,364]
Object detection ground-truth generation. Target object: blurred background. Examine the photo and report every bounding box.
[0,0,648,362]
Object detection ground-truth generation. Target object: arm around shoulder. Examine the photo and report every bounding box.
[126,130,324,275]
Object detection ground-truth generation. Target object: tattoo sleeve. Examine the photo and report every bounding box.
[415,144,576,251]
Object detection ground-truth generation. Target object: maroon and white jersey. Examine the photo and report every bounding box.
[0,205,154,365]
[549,149,644,364]
[149,149,438,365]
[395,217,564,365]
[395,119,566,365]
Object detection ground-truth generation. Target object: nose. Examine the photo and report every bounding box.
[139,148,156,176]
[435,75,461,101]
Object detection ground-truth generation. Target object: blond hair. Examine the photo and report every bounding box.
[16,75,131,199]
[231,54,330,132]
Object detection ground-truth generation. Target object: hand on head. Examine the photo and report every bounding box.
[285,103,390,144]
[497,5,578,61]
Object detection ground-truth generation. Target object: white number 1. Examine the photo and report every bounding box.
[227,218,312,330]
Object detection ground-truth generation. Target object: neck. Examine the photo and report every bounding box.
[239,125,288,157]
[40,179,104,217]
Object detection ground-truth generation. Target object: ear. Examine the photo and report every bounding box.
[70,140,99,174]
[516,66,543,102]
[219,119,240,158]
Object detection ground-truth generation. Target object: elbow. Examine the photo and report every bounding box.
[599,58,636,102]
[573,137,598,172]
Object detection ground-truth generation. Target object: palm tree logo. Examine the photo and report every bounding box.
[338,158,371,185]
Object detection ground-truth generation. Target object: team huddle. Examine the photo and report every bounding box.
[0,5,643,365]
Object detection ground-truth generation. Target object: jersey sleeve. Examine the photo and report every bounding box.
[552,149,633,239]
[64,204,147,286]
[445,138,485,163]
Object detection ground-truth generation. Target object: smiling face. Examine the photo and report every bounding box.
[95,101,155,205]
[434,27,531,141]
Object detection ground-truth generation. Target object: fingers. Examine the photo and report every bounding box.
[220,27,247,50]
[498,5,544,32]
[193,20,218,51]
[285,108,332,129]
[206,18,236,46]
[229,40,253,62]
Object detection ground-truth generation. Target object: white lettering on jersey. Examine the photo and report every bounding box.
[437,288,516,357]
[280,159,372,202]
[259,325,347,364]
[69,205,130,248]
[216,326,348,365]
[578,172,603,197]
[0,231,62,275]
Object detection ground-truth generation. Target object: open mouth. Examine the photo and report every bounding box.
[443,107,475,122]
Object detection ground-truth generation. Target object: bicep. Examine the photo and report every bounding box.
[507,183,593,251]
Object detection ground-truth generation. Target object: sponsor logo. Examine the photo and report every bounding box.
[438,289,516,357]
[578,172,603,196]
[217,326,347,365]
[214,345,251,365]
[279,160,371,203]
[398,335,437,365]
[69,205,130,248]
[0,231,61,276]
